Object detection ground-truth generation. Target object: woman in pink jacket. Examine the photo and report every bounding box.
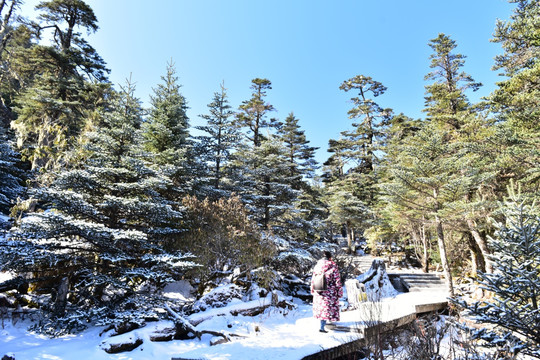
[310,251,343,333]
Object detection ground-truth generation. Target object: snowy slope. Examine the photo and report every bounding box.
[0,289,450,360]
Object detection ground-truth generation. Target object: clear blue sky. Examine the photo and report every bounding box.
[22,0,514,164]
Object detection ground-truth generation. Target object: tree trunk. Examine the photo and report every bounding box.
[421,222,430,273]
[411,224,430,273]
[435,217,454,297]
[53,276,70,316]
[466,218,492,273]
[466,232,484,276]
[468,239,479,277]
[345,221,353,253]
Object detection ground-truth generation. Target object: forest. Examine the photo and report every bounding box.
[0,0,539,358]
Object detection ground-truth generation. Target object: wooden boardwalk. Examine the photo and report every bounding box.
[300,258,449,360]
[302,294,448,360]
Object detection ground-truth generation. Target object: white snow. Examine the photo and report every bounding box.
[163,280,196,301]
[0,271,14,283]
[0,290,449,360]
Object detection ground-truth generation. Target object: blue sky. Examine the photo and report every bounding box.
[22,0,514,164]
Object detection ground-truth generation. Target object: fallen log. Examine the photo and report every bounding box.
[165,303,234,343]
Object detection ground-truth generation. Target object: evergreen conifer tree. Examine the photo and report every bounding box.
[339,75,391,172]
[379,34,488,291]
[489,0,540,204]
[233,136,297,233]
[454,193,540,358]
[236,78,277,147]
[11,0,108,171]
[195,82,238,197]
[423,33,500,276]
[322,75,390,251]
[277,112,318,186]
[0,124,26,216]
[0,80,194,335]
[381,124,459,296]
[232,78,299,233]
[141,61,193,196]
[490,0,540,135]
[275,112,322,240]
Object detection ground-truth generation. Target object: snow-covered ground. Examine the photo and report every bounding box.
[0,289,449,360]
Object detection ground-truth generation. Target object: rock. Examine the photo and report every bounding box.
[149,327,176,342]
[0,294,14,308]
[111,321,144,336]
[193,284,243,312]
[100,333,143,354]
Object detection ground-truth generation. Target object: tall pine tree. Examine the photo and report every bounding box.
[236,78,277,147]
[489,0,540,205]
[276,112,322,240]
[490,0,540,135]
[141,61,193,197]
[232,78,298,233]
[323,75,391,251]
[196,82,238,197]
[11,0,108,171]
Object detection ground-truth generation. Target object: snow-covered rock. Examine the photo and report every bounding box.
[100,331,143,353]
[192,284,243,312]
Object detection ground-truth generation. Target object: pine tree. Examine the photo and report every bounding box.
[274,112,323,240]
[0,6,33,127]
[490,0,540,134]
[489,0,540,204]
[339,75,391,172]
[232,78,300,233]
[141,61,193,196]
[424,33,482,131]
[425,33,509,277]
[236,78,277,147]
[381,123,460,296]
[454,193,540,358]
[277,112,319,186]
[233,136,298,233]
[11,0,108,171]
[0,0,21,59]
[323,75,390,251]
[0,79,194,335]
[0,124,26,215]
[195,82,238,197]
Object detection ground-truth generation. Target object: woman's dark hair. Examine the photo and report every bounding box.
[324,251,332,260]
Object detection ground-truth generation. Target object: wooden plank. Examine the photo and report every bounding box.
[415,301,448,313]
[362,313,417,341]
[301,339,365,360]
